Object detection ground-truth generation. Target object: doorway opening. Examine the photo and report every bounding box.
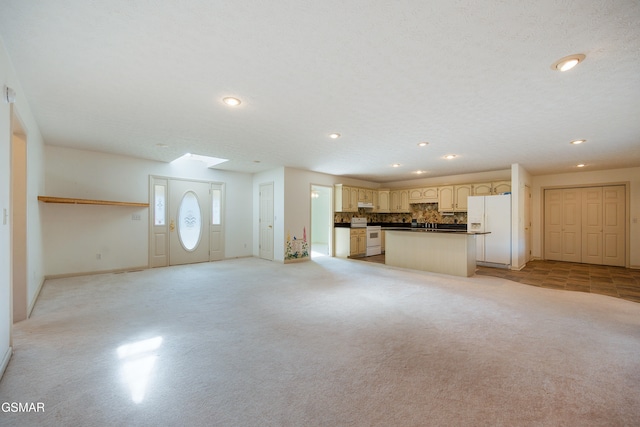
[11,107,27,323]
[310,185,332,258]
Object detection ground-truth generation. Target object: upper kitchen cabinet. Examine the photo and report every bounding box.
[390,189,410,212]
[492,181,511,194]
[455,185,471,211]
[377,190,390,213]
[408,187,438,203]
[334,184,359,212]
[358,188,374,203]
[438,185,471,212]
[371,190,380,212]
[473,183,493,196]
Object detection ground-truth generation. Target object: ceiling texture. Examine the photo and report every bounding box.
[1,1,639,183]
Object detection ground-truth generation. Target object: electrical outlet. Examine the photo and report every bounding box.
[132,214,141,221]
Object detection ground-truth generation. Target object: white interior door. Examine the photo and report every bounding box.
[259,182,274,260]
[169,179,211,265]
[525,185,531,262]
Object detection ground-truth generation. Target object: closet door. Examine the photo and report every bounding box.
[561,189,582,262]
[582,187,603,264]
[602,186,625,266]
[544,188,581,262]
[546,185,626,267]
[544,189,563,261]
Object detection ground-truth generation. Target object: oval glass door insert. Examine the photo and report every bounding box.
[178,191,202,251]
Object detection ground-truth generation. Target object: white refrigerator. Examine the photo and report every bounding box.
[467,194,511,266]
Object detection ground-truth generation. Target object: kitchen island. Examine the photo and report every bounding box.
[385,229,485,277]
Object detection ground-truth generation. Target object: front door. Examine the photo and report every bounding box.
[169,179,211,265]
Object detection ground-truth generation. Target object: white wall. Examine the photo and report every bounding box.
[0,38,46,376]
[531,167,640,268]
[43,146,253,276]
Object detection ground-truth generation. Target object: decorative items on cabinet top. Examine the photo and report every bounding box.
[334,181,510,213]
[38,196,149,207]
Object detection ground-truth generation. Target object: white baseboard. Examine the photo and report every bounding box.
[44,265,149,280]
[28,276,46,318]
[0,346,12,381]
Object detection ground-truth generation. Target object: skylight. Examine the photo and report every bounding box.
[172,153,229,168]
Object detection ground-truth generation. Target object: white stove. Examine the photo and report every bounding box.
[366,225,382,256]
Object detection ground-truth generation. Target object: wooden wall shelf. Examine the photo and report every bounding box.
[38,196,149,208]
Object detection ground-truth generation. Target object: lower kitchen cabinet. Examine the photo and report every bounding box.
[334,228,366,258]
[350,228,367,257]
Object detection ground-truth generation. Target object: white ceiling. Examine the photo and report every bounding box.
[1,1,639,183]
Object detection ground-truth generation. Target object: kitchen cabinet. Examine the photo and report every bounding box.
[390,190,410,212]
[377,190,390,213]
[335,227,367,258]
[438,185,471,211]
[408,187,438,203]
[358,188,374,203]
[454,185,471,211]
[371,190,379,212]
[492,181,511,194]
[473,181,511,196]
[438,186,454,211]
[334,184,358,212]
[350,228,367,257]
[473,183,493,196]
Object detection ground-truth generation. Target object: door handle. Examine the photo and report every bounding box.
[170,219,175,232]
[268,225,272,229]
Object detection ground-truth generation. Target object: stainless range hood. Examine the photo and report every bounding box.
[357,202,374,209]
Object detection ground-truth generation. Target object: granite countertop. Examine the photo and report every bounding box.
[384,228,490,235]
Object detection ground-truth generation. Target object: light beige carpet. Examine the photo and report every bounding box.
[1,256,639,426]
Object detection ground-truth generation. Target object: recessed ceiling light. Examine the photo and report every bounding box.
[570,139,586,145]
[443,154,456,160]
[577,163,586,168]
[417,142,429,147]
[222,97,241,106]
[413,170,426,174]
[551,54,586,72]
[329,133,341,139]
[392,163,401,168]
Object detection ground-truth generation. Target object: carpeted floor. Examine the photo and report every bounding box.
[1,256,639,426]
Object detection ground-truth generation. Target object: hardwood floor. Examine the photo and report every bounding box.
[354,255,640,303]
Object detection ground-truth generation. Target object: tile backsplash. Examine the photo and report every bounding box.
[334,203,467,224]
